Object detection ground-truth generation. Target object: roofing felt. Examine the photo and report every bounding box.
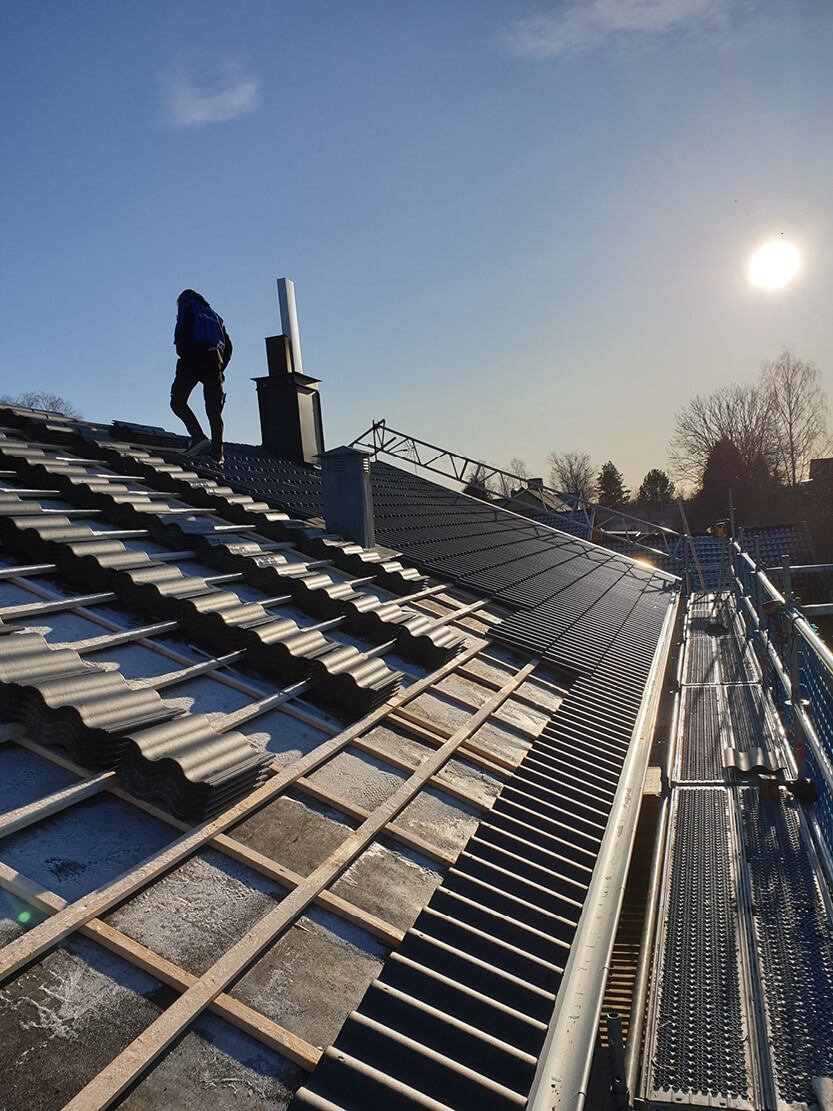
[0,404,679,1111]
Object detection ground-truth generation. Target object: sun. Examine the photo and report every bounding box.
[748,241,800,288]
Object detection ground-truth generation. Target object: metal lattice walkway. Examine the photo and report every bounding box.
[642,592,833,1110]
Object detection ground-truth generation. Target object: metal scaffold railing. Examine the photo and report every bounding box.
[733,541,833,876]
[641,572,833,1110]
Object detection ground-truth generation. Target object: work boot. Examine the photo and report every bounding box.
[185,435,210,457]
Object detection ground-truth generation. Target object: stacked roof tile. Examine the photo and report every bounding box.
[0,410,484,825]
[0,611,269,822]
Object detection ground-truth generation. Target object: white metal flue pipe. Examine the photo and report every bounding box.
[277,278,304,376]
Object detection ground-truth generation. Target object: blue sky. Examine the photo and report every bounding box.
[3,1,832,491]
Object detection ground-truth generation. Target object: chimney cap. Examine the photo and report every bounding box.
[320,444,373,460]
[251,372,322,387]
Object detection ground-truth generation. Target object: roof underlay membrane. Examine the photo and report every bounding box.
[0,407,679,1111]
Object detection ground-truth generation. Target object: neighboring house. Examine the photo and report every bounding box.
[495,477,563,519]
[625,501,681,531]
[809,456,833,483]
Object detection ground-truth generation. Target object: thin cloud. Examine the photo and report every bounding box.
[160,55,260,126]
[507,0,732,57]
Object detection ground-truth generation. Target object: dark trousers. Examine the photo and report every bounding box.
[170,353,225,452]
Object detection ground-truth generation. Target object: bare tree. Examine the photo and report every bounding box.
[462,461,498,500]
[762,350,830,485]
[0,391,83,420]
[547,450,594,501]
[668,383,776,487]
[498,457,529,497]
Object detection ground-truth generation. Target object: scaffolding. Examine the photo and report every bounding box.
[350,420,688,568]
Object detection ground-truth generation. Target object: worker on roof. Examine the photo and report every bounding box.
[170,289,232,466]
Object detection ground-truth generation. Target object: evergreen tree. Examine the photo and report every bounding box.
[691,436,776,527]
[596,461,629,507]
[636,469,675,505]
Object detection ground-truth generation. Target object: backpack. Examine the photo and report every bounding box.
[176,295,225,352]
[192,303,225,350]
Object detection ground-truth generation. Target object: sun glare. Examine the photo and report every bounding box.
[748,241,799,288]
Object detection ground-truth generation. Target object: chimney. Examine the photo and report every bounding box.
[253,279,324,465]
[320,446,375,548]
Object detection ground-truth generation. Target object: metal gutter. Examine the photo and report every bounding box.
[525,595,678,1111]
[622,600,685,1092]
[664,602,687,783]
[623,794,668,1097]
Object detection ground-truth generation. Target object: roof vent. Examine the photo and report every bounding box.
[320,446,375,548]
